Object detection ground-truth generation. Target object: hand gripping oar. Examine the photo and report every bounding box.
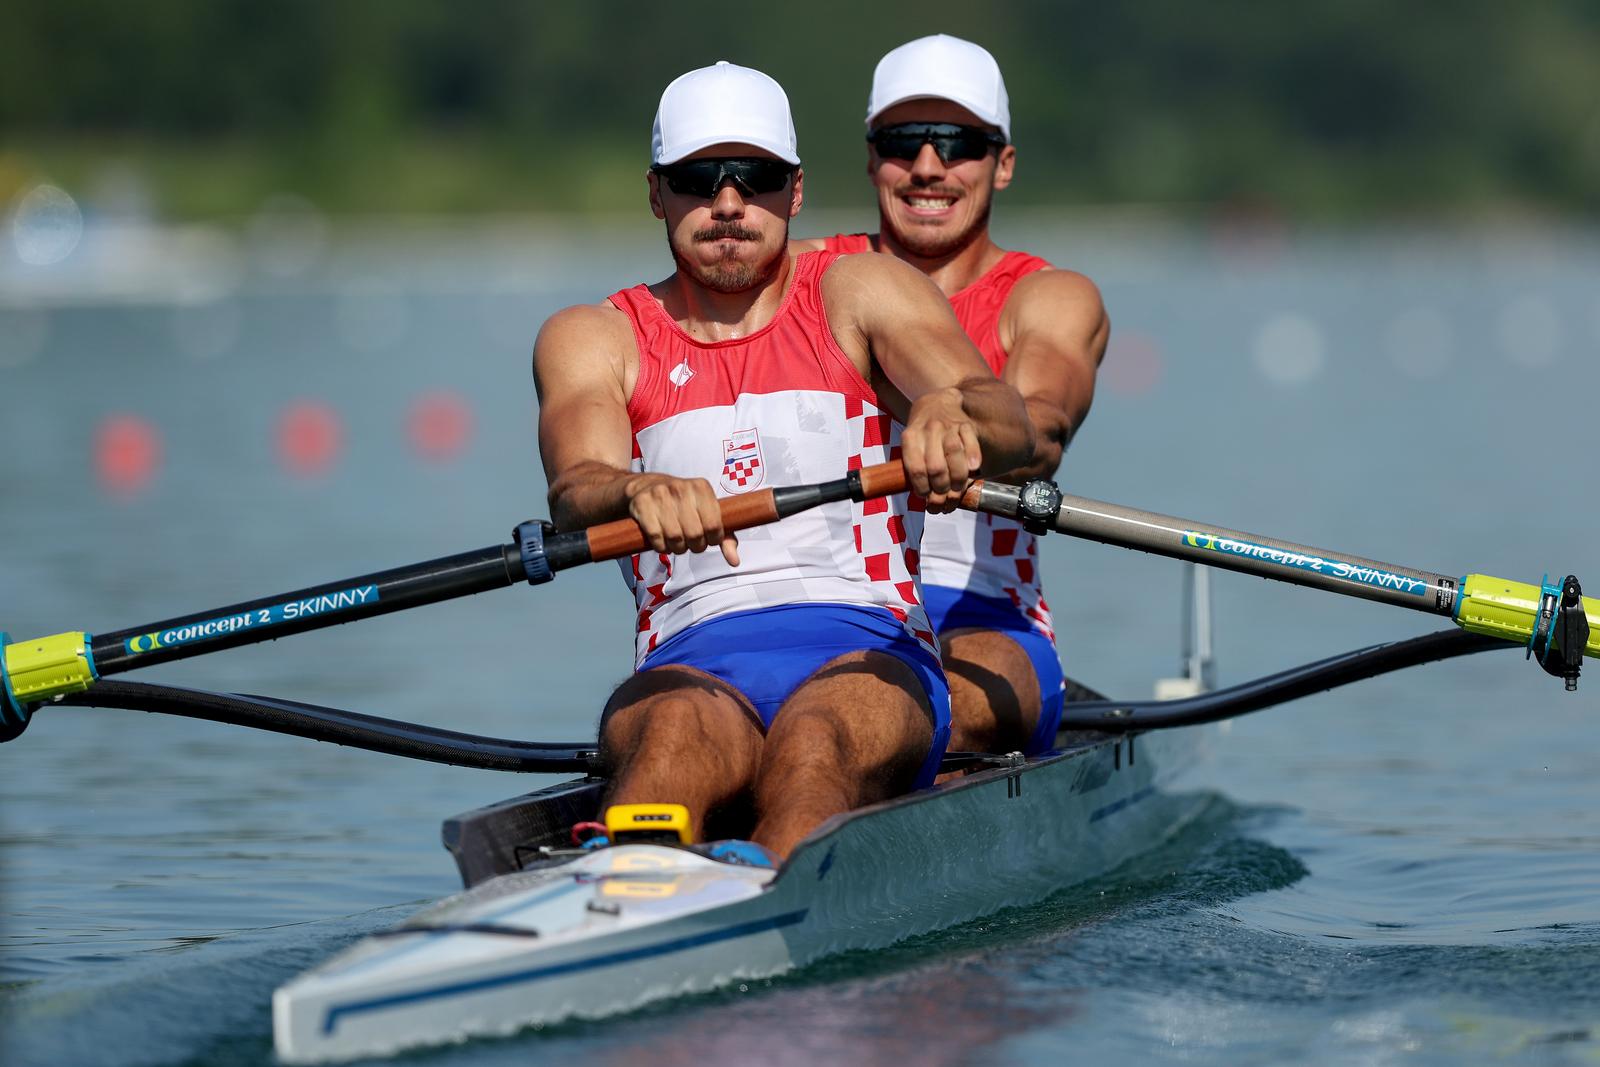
[0,463,910,741]
[960,477,1598,690]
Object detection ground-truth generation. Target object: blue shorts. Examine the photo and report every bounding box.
[922,585,1064,756]
[640,604,952,788]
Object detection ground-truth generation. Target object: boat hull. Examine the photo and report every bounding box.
[275,725,1208,1062]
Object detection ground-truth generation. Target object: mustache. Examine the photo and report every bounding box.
[692,221,762,242]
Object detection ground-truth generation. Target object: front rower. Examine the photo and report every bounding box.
[533,62,1033,859]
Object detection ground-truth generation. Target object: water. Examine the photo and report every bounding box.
[2,214,1597,1065]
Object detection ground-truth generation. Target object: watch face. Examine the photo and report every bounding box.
[1020,481,1060,516]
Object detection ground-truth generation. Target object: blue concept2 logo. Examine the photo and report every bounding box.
[1181,532,1429,597]
[124,585,381,654]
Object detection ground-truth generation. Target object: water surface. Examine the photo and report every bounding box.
[2,216,1597,1065]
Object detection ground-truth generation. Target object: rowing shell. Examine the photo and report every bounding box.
[273,720,1211,1062]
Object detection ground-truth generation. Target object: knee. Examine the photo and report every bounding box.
[805,650,925,707]
[600,668,759,768]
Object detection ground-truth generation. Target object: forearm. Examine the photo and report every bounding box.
[547,461,647,531]
[1003,397,1072,482]
[1001,347,1099,481]
[547,460,737,565]
[952,378,1036,474]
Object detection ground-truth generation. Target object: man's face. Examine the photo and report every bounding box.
[649,144,803,293]
[867,100,1015,258]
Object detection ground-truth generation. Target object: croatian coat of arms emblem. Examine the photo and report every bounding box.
[719,428,764,493]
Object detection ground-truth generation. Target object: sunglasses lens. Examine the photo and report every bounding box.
[735,160,796,194]
[659,159,794,198]
[870,124,997,162]
[869,134,926,161]
[661,162,719,197]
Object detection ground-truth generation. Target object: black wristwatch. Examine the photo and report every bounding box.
[1017,479,1063,535]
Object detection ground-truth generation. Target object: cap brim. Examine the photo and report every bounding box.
[865,92,1006,139]
[655,135,801,166]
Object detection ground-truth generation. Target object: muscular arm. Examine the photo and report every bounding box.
[822,254,1034,504]
[998,269,1109,481]
[533,304,736,562]
[533,305,635,528]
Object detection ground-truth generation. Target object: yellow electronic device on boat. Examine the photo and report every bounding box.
[604,803,692,844]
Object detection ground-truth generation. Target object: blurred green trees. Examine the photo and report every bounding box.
[3,0,1596,219]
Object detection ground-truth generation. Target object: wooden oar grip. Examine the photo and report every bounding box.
[857,461,908,498]
[958,479,987,509]
[719,492,784,530]
[583,491,785,562]
[583,461,910,563]
[583,519,650,561]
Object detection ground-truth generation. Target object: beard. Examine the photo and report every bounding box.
[885,186,992,259]
[670,219,789,293]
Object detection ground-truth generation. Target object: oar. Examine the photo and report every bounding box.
[961,478,1597,689]
[0,463,909,740]
[54,680,601,773]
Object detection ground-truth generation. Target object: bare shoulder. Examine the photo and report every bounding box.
[532,301,632,389]
[536,300,629,343]
[1009,267,1105,314]
[535,301,629,356]
[823,247,939,294]
[820,250,948,334]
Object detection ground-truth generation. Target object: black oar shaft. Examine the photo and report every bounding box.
[91,545,524,676]
[57,681,596,773]
[1058,629,1507,732]
[963,482,1462,617]
[87,465,898,679]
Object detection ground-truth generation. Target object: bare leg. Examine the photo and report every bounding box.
[751,651,935,857]
[598,665,765,843]
[941,628,1042,754]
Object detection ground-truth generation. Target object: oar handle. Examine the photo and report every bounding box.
[583,461,907,562]
[580,489,780,562]
[858,461,910,499]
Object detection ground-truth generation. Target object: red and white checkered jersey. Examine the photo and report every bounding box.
[821,239,1057,642]
[607,251,936,667]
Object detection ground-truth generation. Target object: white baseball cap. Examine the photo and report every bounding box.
[652,61,801,166]
[865,35,1011,142]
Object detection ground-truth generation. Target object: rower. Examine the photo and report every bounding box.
[531,61,1034,858]
[793,35,1109,757]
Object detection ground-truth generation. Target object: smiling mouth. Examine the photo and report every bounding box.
[900,194,958,213]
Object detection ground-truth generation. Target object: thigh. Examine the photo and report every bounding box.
[599,664,765,778]
[941,627,1043,721]
[764,649,939,802]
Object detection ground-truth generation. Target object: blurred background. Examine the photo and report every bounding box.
[4,0,1599,218]
[3,4,1599,1066]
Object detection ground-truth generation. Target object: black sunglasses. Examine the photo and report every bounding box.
[651,157,797,198]
[867,122,1007,163]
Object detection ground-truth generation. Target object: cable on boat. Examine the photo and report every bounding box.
[1057,628,1509,732]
